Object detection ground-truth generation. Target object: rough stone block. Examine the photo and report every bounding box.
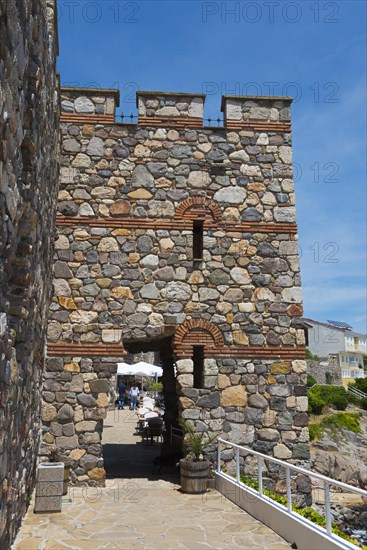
[35,481,63,497]
[270,362,291,375]
[34,495,62,513]
[89,379,109,393]
[176,359,193,374]
[37,463,64,482]
[55,435,78,449]
[220,386,247,407]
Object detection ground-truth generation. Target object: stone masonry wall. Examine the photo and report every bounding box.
[44,88,309,496]
[0,1,59,546]
[307,356,342,386]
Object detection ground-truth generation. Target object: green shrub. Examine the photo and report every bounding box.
[306,374,317,387]
[308,392,325,415]
[308,385,349,411]
[322,412,361,433]
[308,423,322,441]
[309,412,362,442]
[305,348,320,361]
[332,395,348,410]
[150,382,163,393]
[347,392,362,406]
[360,397,367,410]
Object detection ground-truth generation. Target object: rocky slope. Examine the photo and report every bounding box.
[310,409,367,543]
[310,410,367,489]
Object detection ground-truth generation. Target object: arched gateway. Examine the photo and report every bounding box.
[42,88,308,488]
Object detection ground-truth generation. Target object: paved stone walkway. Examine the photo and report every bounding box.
[13,408,290,549]
[102,407,163,479]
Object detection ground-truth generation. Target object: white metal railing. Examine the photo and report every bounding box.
[217,438,367,547]
[347,386,367,399]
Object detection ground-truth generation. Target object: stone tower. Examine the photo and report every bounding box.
[43,88,308,492]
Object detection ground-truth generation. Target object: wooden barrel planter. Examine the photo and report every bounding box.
[180,459,210,494]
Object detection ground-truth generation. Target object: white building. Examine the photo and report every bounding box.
[303,318,366,386]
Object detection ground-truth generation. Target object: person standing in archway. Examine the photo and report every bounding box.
[129,384,140,410]
[118,379,127,410]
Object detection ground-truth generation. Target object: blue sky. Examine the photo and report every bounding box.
[57,0,367,333]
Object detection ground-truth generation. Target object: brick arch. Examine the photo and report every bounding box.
[174,319,224,349]
[175,197,222,221]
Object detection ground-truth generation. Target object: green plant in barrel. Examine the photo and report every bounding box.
[179,418,216,460]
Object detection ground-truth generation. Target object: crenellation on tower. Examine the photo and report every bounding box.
[60,87,120,123]
[221,95,292,133]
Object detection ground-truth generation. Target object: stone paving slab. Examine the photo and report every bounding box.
[13,409,290,549]
[13,477,290,549]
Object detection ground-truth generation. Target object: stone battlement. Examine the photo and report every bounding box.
[137,90,205,119]
[60,87,293,131]
[60,87,120,124]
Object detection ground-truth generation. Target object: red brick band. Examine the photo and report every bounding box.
[60,114,115,124]
[225,120,291,133]
[47,343,126,357]
[174,344,305,359]
[60,115,290,133]
[47,343,304,360]
[55,216,298,234]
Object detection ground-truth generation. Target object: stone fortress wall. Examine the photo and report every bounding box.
[43,86,310,502]
[0,1,60,547]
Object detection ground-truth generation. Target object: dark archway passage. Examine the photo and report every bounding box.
[102,336,181,479]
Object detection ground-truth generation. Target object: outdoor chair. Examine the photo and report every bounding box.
[144,411,158,420]
[143,417,164,446]
[135,407,150,434]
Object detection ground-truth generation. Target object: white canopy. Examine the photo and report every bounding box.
[117,361,163,378]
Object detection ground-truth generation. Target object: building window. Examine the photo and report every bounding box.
[193,345,204,389]
[193,220,204,260]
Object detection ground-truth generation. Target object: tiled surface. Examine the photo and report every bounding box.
[13,409,290,549]
[13,479,290,550]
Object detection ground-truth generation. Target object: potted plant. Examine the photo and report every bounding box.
[178,418,216,494]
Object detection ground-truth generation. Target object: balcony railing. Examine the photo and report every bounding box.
[216,438,366,549]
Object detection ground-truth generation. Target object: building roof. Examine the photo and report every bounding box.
[303,318,367,338]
